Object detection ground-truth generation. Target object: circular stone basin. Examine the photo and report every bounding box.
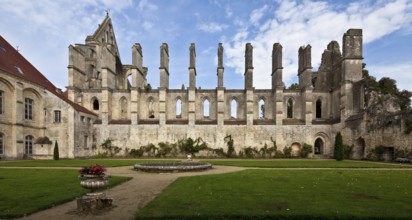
[133,161,212,173]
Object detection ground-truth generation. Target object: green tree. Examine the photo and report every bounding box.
[334,132,344,161]
[53,141,59,160]
[288,83,299,90]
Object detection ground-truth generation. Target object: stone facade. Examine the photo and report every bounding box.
[65,15,370,158]
[1,15,411,160]
[0,35,97,159]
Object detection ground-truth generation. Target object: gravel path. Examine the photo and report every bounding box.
[19,165,246,220]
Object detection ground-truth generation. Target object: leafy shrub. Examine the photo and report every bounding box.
[334,132,344,161]
[243,147,258,158]
[142,143,157,157]
[283,146,292,158]
[208,147,226,158]
[300,143,313,158]
[157,142,175,158]
[343,144,354,159]
[53,141,59,160]
[177,137,208,157]
[100,139,121,157]
[225,135,236,158]
[374,145,385,161]
[129,148,144,157]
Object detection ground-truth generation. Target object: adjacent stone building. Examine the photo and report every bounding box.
[1,15,410,159]
[0,36,97,159]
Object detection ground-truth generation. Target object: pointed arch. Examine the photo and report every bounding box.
[314,138,324,155]
[316,98,322,119]
[231,98,237,119]
[91,97,99,110]
[119,97,128,119]
[203,98,210,118]
[258,98,265,119]
[147,97,155,118]
[287,98,293,119]
[176,97,182,118]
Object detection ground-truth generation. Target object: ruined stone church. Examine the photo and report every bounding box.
[0,15,410,159]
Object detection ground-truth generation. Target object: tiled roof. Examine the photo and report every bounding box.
[0,35,96,116]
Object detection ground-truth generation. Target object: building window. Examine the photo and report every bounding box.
[203,99,209,118]
[84,135,88,148]
[231,99,237,119]
[54,110,61,123]
[81,116,85,122]
[316,99,322,119]
[0,90,3,115]
[258,99,265,119]
[92,98,99,110]
[287,98,293,119]
[25,98,33,120]
[176,98,182,118]
[25,135,33,155]
[0,133,4,155]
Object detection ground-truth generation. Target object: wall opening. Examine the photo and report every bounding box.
[203,99,209,118]
[148,98,155,118]
[314,138,324,155]
[0,132,3,155]
[316,99,322,118]
[176,98,182,118]
[287,98,293,119]
[259,99,265,119]
[92,98,99,110]
[231,99,237,119]
[120,97,128,119]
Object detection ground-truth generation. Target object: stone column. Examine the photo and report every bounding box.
[272,43,284,90]
[275,90,283,125]
[159,43,169,125]
[159,43,169,89]
[298,45,312,89]
[244,43,254,89]
[188,43,197,125]
[244,43,254,126]
[341,29,363,120]
[101,68,112,125]
[217,43,224,88]
[304,89,313,125]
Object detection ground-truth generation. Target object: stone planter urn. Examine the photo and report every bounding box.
[79,174,109,194]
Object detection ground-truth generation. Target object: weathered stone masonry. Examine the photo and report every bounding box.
[66,15,369,158]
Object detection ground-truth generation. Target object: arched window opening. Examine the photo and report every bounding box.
[176,98,182,118]
[314,138,324,155]
[127,74,133,89]
[92,98,99,110]
[148,98,155,118]
[203,99,210,118]
[0,133,4,155]
[231,99,237,119]
[25,135,33,155]
[287,98,293,119]
[316,99,322,119]
[258,99,265,119]
[120,97,128,119]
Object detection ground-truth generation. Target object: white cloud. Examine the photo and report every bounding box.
[224,0,412,88]
[249,4,268,26]
[142,21,153,30]
[226,6,233,18]
[138,0,158,11]
[198,22,229,33]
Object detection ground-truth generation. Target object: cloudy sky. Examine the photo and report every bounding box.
[1,0,411,91]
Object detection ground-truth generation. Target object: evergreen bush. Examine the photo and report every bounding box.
[53,141,59,160]
[334,132,344,161]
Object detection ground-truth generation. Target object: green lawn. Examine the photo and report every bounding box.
[0,158,409,168]
[0,169,131,218]
[137,170,412,219]
[0,159,178,167]
[202,159,411,168]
